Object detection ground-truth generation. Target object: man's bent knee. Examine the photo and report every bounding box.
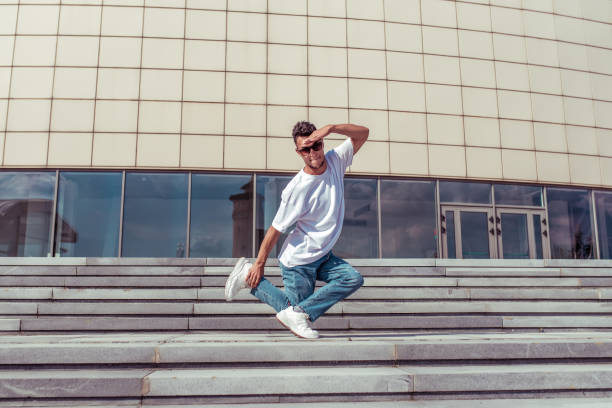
[346,272,364,290]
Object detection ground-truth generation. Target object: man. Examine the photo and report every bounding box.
[225,121,369,339]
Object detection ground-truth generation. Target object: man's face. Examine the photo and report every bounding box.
[295,136,325,170]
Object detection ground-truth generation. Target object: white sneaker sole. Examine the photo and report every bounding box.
[275,314,320,340]
[224,257,248,301]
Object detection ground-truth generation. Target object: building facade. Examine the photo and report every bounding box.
[0,0,611,260]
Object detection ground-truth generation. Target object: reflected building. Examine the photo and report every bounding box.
[229,180,253,258]
[1,171,611,260]
[0,199,77,257]
[0,199,53,257]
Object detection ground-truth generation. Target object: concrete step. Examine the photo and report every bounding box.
[0,276,202,287]
[4,398,612,408]
[162,400,612,408]
[468,288,606,300]
[198,276,612,288]
[211,287,607,300]
[5,287,610,302]
[0,319,19,331]
[0,259,610,334]
[3,287,612,304]
[3,276,611,289]
[2,332,612,366]
[4,300,612,316]
[11,399,612,408]
[2,263,610,277]
[2,331,612,404]
[8,315,612,332]
[2,364,612,399]
[3,257,611,268]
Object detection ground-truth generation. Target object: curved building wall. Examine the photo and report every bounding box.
[0,0,611,188]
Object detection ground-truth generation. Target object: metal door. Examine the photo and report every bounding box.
[441,206,497,259]
[495,208,550,259]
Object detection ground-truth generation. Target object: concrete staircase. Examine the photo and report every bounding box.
[1,257,612,406]
[3,258,612,333]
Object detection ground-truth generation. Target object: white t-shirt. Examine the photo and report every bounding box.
[272,139,354,267]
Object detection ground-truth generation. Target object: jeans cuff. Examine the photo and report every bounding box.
[295,305,315,322]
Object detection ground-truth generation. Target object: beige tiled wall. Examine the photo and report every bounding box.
[0,0,611,189]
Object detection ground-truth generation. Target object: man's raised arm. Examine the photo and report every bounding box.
[303,123,369,154]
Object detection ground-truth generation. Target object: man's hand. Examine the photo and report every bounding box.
[302,124,334,146]
[246,263,264,288]
[247,227,281,289]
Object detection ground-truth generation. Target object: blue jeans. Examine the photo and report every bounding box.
[250,252,364,322]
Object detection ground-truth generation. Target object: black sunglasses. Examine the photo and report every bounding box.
[297,141,323,154]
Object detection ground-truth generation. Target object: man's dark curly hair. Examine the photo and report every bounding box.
[292,121,317,145]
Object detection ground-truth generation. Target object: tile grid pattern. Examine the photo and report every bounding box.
[0,0,611,186]
[89,4,104,167]
[134,2,143,167]
[383,1,391,174]
[222,1,227,169]
[456,1,468,179]
[421,0,430,175]
[490,2,527,182]
[489,2,508,181]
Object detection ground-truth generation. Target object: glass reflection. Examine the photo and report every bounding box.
[495,184,543,207]
[547,188,594,259]
[380,180,437,258]
[595,192,612,259]
[440,181,491,204]
[190,174,253,258]
[55,172,121,257]
[460,211,490,259]
[334,178,379,258]
[122,173,188,257]
[0,172,56,257]
[256,175,292,258]
[446,211,456,258]
[500,213,529,259]
[533,214,543,259]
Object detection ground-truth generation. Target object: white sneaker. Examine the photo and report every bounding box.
[276,307,320,339]
[225,257,251,301]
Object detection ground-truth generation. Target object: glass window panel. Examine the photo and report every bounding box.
[547,188,594,259]
[55,172,121,257]
[255,175,292,258]
[380,180,437,258]
[495,184,543,206]
[0,172,56,257]
[334,178,379,258]
[122,173,188,257]
[190,174,253,258]
[533,214,543,259]
[446,210,456,259]
[460,211,490,259]
[439,181,491,204]
[595,192,612,259]
[500,213,529,259]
